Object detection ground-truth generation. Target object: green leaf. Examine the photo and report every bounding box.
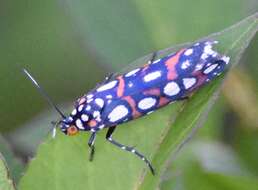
[0,153,16,190]
[19,13,257,190]
[160,141,258,190]
[186,170,258,190]
[0,135,24,183]
[169,161,258,190]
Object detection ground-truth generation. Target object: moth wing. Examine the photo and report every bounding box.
[110,42,192,79]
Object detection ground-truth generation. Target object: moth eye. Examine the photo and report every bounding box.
[67,125,78,136]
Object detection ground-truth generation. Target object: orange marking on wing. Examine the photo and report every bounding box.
[88,120,97,127]
[143,88,160,96]
[123,96,141,119]
[117,76,125,97]
[158,97,170,107]
[165,49,185,80]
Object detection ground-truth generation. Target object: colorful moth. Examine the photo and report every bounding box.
[23,40,230,175]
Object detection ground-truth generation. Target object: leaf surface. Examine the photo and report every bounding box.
[0,153,16,190]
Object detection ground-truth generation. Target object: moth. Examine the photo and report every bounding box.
[23,40,230,175]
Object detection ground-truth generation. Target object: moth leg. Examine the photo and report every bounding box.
[148,51,158,64]
[88,132,97,161]
[177,96,189,101]
[106,126,155,175]
[50,120,59,138]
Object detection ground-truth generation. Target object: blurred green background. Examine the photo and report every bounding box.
[0,0,257,189]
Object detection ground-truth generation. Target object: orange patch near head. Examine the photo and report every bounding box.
[67,126,79,136]
[88,120,97,127]
[123,96,141,119]
[165,49,185,80]
[117,76,125,97]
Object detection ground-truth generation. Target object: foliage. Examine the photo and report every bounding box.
[0,0,257,190]
[19,13,258,190]
[0,153,16,190]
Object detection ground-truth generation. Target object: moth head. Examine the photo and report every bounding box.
[59,117,79,136]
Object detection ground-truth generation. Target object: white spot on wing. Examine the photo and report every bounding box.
[201,53,209,60]
[222,56,230,64]
[143,71,161,82]
[93,111,100,118]
[204,45,212,54]
[181,60,191,69]
[195,63,204,71]
[97,80,117,92]
[87,98,93,103]
[212,52,218,57]
[183,78,197,89]
[108,105,129,122]
[71,109,77,115]
[76,119,84,129]
[164,82,180,96]
[203,44,218,57]
[96,117,101,122]
[78,105,84,112]
[203,64,218,74]
[99,124,105,129]
[138,97,156,110]
[87,94,93,99]
[106,95,112,99]
[206,63,211,67]
[95,98,104,108]
[128,81,133,87]
[153,59,161,64]
[184,48,193,56]
[86,105,91,111]
[81,114,89,122]
[125,68,140,77]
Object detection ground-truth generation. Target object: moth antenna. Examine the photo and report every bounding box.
[22,68,66,119]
